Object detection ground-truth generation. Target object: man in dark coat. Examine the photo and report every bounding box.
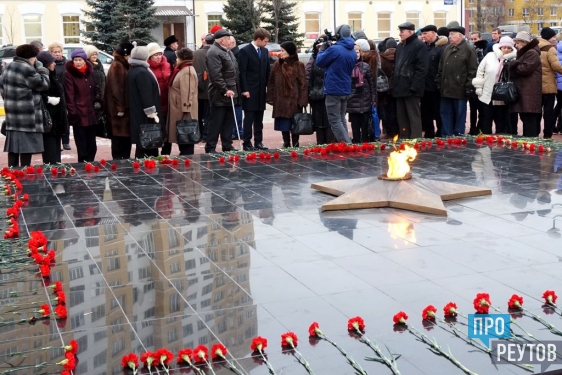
[392,22,429,139]
[164,35,179,68]
[467,32,488,135]
[193,34,214,142]
[205,29,240,153]
[420,25,447,138]
[436,25,478,136]
[485,28,502,54]
[238,28,271,151]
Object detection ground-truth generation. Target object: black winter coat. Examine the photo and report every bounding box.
[54,57,66,83]
[392,33,429,97]
[238,43,270,111]
[63,61,100,127]
[127,63,162,145]
[193,45,211,100]
[425,36,448,92]
[308,57,326,102]
[206,42,240,107]
[347,61,376,114]
[164,47,177,68]
[42,68,68,136]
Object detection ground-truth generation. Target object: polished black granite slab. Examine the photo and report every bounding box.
[3,144,562,375]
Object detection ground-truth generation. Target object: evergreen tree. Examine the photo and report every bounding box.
[81,0,158,52]
[262,0,304,46]
[221,0,261,44]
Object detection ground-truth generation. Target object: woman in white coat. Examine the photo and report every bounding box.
[472,36,517,134]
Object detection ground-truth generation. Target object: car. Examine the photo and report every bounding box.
[62,44,114,73]
[0,45,17,76]
[238,42,282,66]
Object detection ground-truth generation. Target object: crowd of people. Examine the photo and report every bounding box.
[2,22,561,166]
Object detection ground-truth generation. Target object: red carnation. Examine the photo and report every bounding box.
[172,158,179,165]
[55,304,67,319]
[211,343,227,359]
[156,348,174,365]
[251,336,268,352]
[55,291,66,304]
[122,353,139,370]
[39,264,51,277]
[84,163,93,172]
[111,163,117,170]
[31,253,44,264]
[141,352,157,367]
[177,348,193,364]
[422,305,437,320]
[474,293,492,314]
[281,332,298,348]
[543,290,558,305]
[308,322,322,336]
[51,281,63,294]
[393,311,408,324]
[291,151,298,157]
[22,193,29,201]
[184,159,191,166]
[26,166,35,174]
[38,303,50,317]
[219,157,225,163]
[93,165,100,172]
[100,159,107,165]
[443,302,458,317]
[273,152,280,158]
[65,339,79,354]
[508,294,524,309]
[58,352,76,370]
[192,345,209,363]
[347,316,365,332]
[133,161,140,168]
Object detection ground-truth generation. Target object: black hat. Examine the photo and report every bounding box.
[420,25,438,33]
[15,44,40,59]
[449,26,466,35]
[398,22,416,31]
[437,27,450,37]
[541,27,557,40]
[385,38,398,49]
[115,42,135,56]
[164,35,179,46]
[213,29,232,39]
[204,34,215,45]
[37,51,55,67]
[280,41,297,56]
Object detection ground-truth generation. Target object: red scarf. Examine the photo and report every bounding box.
[168,60,193,87]
[75,63,88,74]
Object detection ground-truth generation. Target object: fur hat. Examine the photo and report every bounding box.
[15,44,40,59]
[498,36,514,49]
[146,42,163,57]
[115,42,135,57]
[164,35,178,46]
[130,46,149,60]
[70,48,88,61]
[437,27,450,37]
[37,51,56,67]
[541,27,557,40]
[355,39,370,52]
[513,31,531,43]
[280,41,297,56]
[83,45,99,59]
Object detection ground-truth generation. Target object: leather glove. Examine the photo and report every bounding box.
[94,102,102,110]
[47,96,60,106]
[147,112,160,123]
[117,112,124,117]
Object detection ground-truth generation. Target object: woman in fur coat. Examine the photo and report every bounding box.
[472,36,517,134]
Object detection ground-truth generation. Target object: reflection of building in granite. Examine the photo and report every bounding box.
[55,199,257,374]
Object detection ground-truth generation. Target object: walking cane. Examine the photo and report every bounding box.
[230,96,243,150]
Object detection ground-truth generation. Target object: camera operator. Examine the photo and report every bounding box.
[315,24,357,143]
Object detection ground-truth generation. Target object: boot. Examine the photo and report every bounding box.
[292,134,300,148]
[282,131,291,148]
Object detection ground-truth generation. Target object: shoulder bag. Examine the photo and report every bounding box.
[376,69,389,93]
[176,72,201,144]
[291,107,314,135]
[96,113,111,139]
[140,119,163,149]
[41,99,53,133]
[491,62,518,103]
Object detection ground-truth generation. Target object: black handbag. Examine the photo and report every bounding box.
[176,113,200,144]
[139,120,163,149]
[96,113,111,139]
[291,107,314,135]
[491,63,518,103]
[376,69,390,93]
[41,100,53,133]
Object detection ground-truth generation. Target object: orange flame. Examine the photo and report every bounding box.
[388,221,417,244]
[387,137,417,179]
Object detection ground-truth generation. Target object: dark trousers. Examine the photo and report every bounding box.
[509,112,519,135]
[542,93,556,138]
[478,103,510,134]
[282,131,299,147]
[311,99,335,144]
[396,96,422,139]
[349,112,371,143]
[134,144,158,159]
[380,94,399,137]
[42,133,62,164]
[73,125,97,162]
[62,129,70,145]
[206,106,234,152]
[111,136,132,160]
[7,153,32,167]
[468,95,481,133]
[243,110,265,146]
[198,99,210,140]
[420,90,442,138]
[231,105,243,139]
[316,127,336,144]
[519,112,541,137]
[554,91,562,132]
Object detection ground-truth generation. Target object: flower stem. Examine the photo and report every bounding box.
[523,308,562,336]
[319,333,368,375]
[289,343,315,375]
[204,358,217,375]
[354,328,400,375]
[258,349,277,375]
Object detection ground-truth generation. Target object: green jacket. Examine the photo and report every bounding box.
[436,39,478,99]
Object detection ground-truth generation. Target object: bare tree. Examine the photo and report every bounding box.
[470,0,506,32]
[520,0,544,34]
[2,6,17,45]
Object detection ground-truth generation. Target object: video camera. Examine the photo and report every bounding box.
[318,28,337,49]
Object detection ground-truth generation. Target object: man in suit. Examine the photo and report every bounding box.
[238,28,271,150]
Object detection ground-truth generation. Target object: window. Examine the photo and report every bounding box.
[434,12,447,28]
[537,8,544,15]
[91,304,105,322]
[183,324,193,336]
[107,257,120,271]
[93,351,106,367]
[69,286,85,307]
[305,13,320,40]
[377,13,391,38]
[23,15,42,44]
[103,223,118,242]
[62,15,80,44]
[168,329,178,343]
[168,228,180,248]
[348,13,362,31]
[170,262,180,274]
[522,8,529,16]
[170,294,180,312]
[406,12,419,27]
[508,8,515,16]
[69,266,84,281]
[112,338,125,356]
[207,14,221,31]
[185,259,196,270]
[71,313,85,329]
[551,7,557,15]
[551,22,558,26]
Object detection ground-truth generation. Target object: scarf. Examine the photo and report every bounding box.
[74,63,88,74]
[273,54,299,95]
[168,60,193,87]
[495,57,506,83]
[352,61,364,87]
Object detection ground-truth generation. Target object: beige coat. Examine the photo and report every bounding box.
[538,38,562,94]
[166,64,198,144]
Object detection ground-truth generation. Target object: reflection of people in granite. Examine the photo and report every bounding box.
[554,151,562,195]
[537,151,557,205]
[178,162,203,223]
[471,146,500,192]
[319,213,358,240]
[72,203,101,227]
